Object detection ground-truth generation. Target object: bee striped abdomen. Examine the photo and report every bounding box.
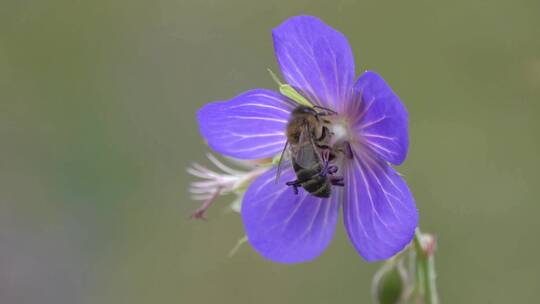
[292,162,332,198]
[303,177,331,198]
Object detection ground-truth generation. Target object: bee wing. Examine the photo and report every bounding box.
[274,140,289,184]
[292,124,320,169]
[294,144,318,169]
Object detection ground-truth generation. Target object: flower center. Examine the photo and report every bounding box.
[327,119,351,147]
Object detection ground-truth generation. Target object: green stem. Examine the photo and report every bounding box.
[413,229,439,304]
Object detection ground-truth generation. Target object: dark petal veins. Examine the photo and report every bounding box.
[350,71,409,165]
[343,149,418,262]
[197,89,295,159]
[272,16,355,110]
[241,166,341,263]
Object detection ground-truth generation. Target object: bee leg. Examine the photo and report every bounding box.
[320,165,338,177]
[317,126,329,141]
[327,165,338,175]
[315,143,331,150]
[319,149,338,177]
[285,180,300,195]
[330,176,344,187]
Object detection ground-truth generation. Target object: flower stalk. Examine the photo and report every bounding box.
[413,229,439,304]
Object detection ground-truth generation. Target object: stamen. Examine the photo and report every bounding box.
[190,186,222,220]
[342,141,354,159]
[187,153,269,219]
[206,153,244,175]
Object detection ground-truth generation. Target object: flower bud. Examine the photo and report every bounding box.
[372,259,409,304]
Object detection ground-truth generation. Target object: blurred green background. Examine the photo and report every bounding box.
[1,0,539,303]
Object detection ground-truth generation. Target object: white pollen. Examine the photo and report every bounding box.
[329,122,350,146]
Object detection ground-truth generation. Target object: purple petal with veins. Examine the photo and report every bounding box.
[350,71,409,165]
[241,166,341,263]
[342,148,418,261]
[197,89,295,159]
[273,16,355,110]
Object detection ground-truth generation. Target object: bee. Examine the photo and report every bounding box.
[276,105,345,198]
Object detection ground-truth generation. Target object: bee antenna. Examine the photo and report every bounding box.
[313,105,337,115]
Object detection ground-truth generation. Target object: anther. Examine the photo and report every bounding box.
[190,186,222,220]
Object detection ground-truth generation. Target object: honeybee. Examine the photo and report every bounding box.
[276,105,345,198]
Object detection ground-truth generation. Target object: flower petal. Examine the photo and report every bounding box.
[197,89,295,159]
[241,166,341,263]
[272,16,355,109]
[343,151,418,262]
[351,71,409,165]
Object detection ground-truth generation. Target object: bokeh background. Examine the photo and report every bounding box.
[1,0,539,303]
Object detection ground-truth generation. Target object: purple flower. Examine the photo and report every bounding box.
[197,16,418,263]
